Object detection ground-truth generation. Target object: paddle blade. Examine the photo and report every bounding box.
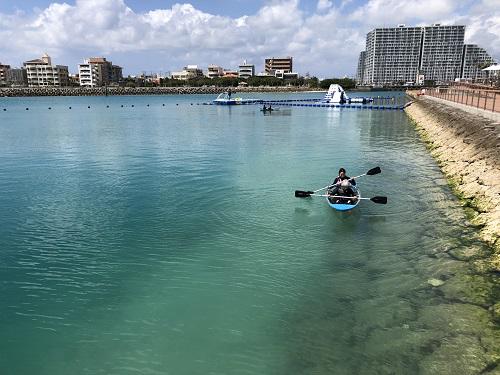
[366,166,381,176]
[370,196,387,204]
[295,190,314,198]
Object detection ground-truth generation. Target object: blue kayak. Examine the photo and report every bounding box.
[326,186,361,211]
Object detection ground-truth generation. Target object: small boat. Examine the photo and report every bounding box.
[294,167,386,210]
[349,97,373,104]
[213,91,262,105]
[326,185,361,211]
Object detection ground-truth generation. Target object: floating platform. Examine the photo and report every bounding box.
[206,87,409,110]
[203,100,406,110]
[261,101,405,110]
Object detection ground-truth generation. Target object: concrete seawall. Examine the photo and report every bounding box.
[405,92,499,271]
[0,86,319,97]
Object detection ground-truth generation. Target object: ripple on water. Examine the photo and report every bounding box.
[0,94,497,375]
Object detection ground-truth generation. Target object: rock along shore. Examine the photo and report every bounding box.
[0,86,321,97]
[405,91,500,271]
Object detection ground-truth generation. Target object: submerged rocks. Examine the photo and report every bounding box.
[405,93,500,261]
[492,302,500,324]
[419,335,491,375]
[448,245,491,261]
[440,273,496,307]
[417,303,491,335]
[427,278,445,287]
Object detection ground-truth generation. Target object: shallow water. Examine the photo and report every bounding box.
[0,92,496,374]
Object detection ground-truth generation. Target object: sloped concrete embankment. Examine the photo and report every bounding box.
[405,93,500,271]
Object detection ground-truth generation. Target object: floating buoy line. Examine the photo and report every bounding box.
[1,96,412,112]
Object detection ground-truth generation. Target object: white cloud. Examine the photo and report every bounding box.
[0,0,498,76]
[317,0,333,11]
[349,0,457,25]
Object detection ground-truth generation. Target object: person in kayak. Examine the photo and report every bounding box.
[328,168,357,203]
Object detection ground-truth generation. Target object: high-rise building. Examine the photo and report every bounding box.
[238,61,255,79]
[24,54,69,87]
[356,52,366,84]
[358,24,491,86]
[419,25,465,84]
[78,57,122,87]
[460,44,495,81]
[265,57,292,75]
[0,63,11,85]
[362,25,425,86]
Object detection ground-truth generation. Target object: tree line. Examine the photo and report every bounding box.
[122,76,356,89]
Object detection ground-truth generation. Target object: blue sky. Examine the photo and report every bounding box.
[0,0,498,77]
[0,0,364,18]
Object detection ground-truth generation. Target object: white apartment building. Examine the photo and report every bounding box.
[419,25,465,84]
[78,57,122,87]
[460,44,495,81]
[362,25,424,86]
[358,24,485,86]
[356,52,366,84]
[238,61,255,79]
[24,54,69,87]
[274,70,298,79]
[171,65,204,80]
[79,61,102,87]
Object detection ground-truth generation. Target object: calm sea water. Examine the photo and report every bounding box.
[0,93,494,374]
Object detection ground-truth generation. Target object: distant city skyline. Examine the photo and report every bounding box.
[0,0,498,77]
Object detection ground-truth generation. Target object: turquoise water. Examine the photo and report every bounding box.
[0,93,496,374]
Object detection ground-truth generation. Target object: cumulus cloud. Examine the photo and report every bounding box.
[0,0,498,76]
[317,0,333,11]
[349,0,457,25]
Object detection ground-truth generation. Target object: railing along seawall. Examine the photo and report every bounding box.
[424,86,500,113]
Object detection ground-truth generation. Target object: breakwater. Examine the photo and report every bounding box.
[405,92,500,270]
[0,86,318,97]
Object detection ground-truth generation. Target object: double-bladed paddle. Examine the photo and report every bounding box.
[295,167,382,197]
[294,191,387,204]
[295,166,383,197]
[349,166,381,180]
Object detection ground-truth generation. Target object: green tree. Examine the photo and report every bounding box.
[319,78,356,90]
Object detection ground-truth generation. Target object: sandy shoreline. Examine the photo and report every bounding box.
[405,92,499,271]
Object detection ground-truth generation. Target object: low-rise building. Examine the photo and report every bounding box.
[207,65,224,78]
[78,57,122,87]
[69,74,80,86]
[6,68,27,86]
[274,70,299,79]
[238,61,255,79]
[171,65,204,80]
[222,70,238,78]
[111,65,123,83]
[24,54,69,87]
[0,63,11,85]
[265,57,293,75]
[256,72,274,77]
[78,61,102,87]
